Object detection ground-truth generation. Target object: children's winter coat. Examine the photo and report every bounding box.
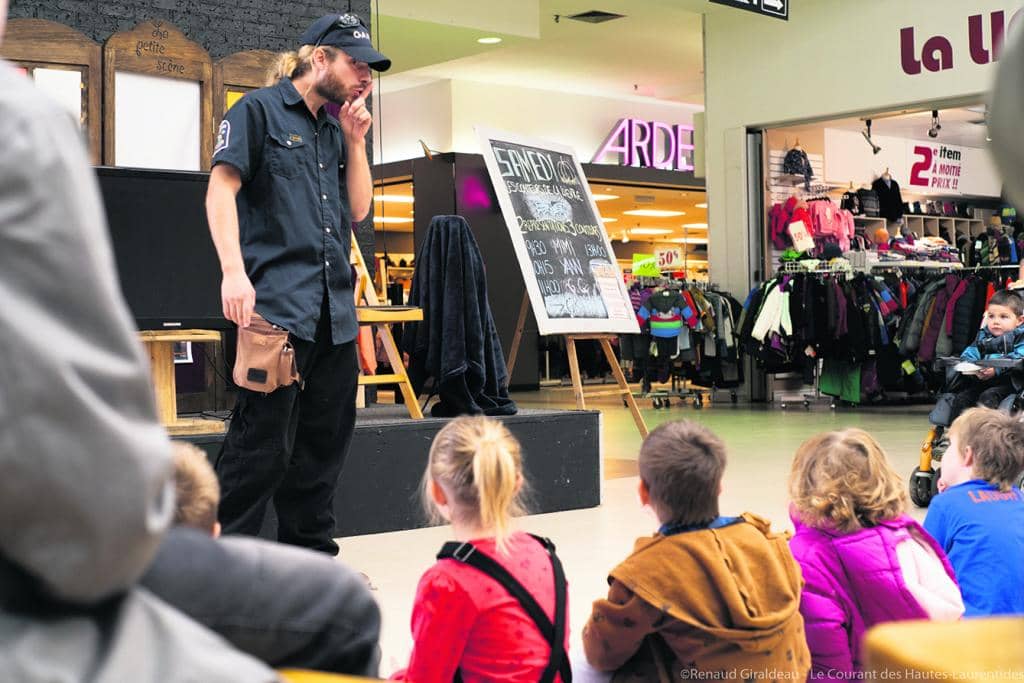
[583,514,810,683]
[789,513,962,678]
[960,321,1024,373]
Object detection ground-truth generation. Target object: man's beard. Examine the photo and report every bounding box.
[315,70,350,106]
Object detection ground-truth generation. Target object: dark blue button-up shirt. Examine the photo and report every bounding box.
[211,78,357,344]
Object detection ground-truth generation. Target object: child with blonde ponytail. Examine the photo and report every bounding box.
[788,429,963,678]
[391,416,571,682]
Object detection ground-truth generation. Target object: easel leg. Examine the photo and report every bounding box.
[506,293,530,376]
[566,337,586,410]
[599,338,649,438]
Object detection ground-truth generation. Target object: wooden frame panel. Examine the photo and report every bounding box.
[103,20,213,169]
[0,19,102,164]
[212,49,277,135]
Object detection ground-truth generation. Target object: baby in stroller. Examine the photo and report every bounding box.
[912,289,1024,507]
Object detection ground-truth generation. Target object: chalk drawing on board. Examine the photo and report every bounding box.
[477,126,639,336]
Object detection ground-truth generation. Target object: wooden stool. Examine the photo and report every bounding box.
[138,329,226,435]
[351,234,424,420]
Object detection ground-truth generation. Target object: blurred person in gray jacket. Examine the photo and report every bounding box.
[0,2,378,678]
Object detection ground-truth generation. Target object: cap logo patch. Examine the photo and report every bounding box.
[337,13,360,27]
[353,29,369,40]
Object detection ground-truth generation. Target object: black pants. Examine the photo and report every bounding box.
[216,302,358,555]
[946,373,1017,425]
[141,527,381,675]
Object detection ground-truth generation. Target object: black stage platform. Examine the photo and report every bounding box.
[182,406,601,537]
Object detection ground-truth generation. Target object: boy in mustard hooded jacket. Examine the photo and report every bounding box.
[582,420,810,682]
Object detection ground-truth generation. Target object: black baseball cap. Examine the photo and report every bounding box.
[299,13,391,72]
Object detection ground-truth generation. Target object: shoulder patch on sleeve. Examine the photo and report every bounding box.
[214,120,230,156]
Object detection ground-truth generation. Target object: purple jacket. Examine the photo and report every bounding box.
[789,513,957,678]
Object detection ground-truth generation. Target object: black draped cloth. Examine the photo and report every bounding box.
[402,215,517,417]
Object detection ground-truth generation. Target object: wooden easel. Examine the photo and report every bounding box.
[507,294,648,438]
[139,329,226,435]
[350,233,424,419]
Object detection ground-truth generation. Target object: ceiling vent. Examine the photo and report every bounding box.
[634,194,656,203]
[565,10,625,23]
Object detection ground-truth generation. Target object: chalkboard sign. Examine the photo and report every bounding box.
[477,127,639,336]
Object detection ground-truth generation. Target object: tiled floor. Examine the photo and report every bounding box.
[338,388,933,677]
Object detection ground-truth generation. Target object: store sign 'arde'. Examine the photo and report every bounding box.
[592,118,695,172]
[900,9,1021,75]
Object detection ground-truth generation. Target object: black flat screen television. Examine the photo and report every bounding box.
[96,166,230,331]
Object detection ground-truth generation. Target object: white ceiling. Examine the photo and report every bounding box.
[373,0,706,105]
[808,106,989,149]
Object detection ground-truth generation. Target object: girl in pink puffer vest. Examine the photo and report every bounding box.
[788,430,964,679]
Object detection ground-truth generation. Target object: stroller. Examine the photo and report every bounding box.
[910,356,1024,507]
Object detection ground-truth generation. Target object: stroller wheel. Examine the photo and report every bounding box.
[909,466,939,508]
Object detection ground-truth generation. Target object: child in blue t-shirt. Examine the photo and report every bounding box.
[924,407,1024,616]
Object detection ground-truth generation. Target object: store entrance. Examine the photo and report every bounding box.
[750,102,1016,408]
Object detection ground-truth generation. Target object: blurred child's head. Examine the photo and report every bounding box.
[422,416,526,553]
[943,407,1024,492]
[789,429,906,533]
[638,420,726,526]
[172,442,221,537]
[984,290,1024,337]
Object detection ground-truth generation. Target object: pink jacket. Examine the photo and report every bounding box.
[789,513,959,678]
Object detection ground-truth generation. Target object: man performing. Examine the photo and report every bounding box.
[206,13,390,555]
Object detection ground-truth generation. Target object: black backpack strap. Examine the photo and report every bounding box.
[437,536,572,683]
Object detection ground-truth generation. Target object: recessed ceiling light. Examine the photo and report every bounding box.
[599,216,618,223]
[630,227,672,235]
[591,194,619,201]
[682,222,708,228]
[477,36,502,44]
[695,202,708,208]
[373,216,415,224]
[670,237,709,244]
[375,194,415,203]
[624,209,685,217]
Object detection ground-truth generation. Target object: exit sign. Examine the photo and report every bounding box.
[710,0,788,21]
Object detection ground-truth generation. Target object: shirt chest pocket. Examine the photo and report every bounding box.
[266,132,307,179]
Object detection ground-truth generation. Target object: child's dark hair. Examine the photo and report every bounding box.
[988,289,1024,316]
[638,420,726,526]
[950,407,1024,491]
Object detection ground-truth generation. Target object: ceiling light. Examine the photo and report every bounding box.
[682,222,708,229]
[695,202,708,209]
[477,36,502,44]
[623,209,685,217]
[591,194,619,201]
[373,216,415,224]
[630,227,672,235]
[600,216,617,223]
[374,194,415,203]
[670,237,708,244]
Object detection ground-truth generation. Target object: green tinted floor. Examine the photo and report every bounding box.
[340,388,932,676]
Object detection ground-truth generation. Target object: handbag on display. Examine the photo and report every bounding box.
[232,314,301,393]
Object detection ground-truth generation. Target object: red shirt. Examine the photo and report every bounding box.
[392,532,569,683]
